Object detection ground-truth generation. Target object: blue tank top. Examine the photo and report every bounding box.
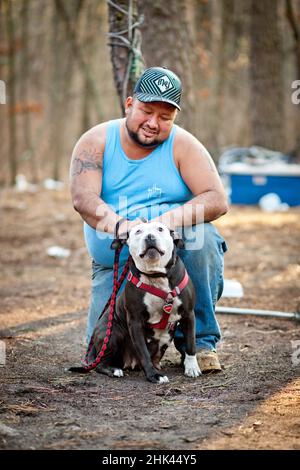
[84,119,193,266]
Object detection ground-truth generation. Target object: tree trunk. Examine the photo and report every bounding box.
[138,0,196,134]
[0,1,6,183]
[107,0,142,115]
[50,4,64,181]
[285,0,300,160]
[20,0,37,182]
[55,0,103,120]
[6,0,17,185]
[81,0,101,133]
[286,0,300,79]
[51,0,84,180]
[194,0,213,51]
[249,0,285,151]
[212,0,235,152]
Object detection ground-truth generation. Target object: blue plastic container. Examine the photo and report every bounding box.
[222,164,300,206]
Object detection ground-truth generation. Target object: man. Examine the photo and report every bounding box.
[70,66,228,372]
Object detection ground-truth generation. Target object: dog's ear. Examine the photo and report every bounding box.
[170,230,185,249]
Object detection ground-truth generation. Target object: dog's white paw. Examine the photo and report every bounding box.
[184,354,202,378]
[158,375,169,384]
[113,368,124,377]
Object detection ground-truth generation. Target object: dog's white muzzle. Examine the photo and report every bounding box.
[127,222,174,272]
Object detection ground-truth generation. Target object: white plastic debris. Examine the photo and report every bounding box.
[15,174,37,192]
[222,279,244,298]
[47,246,70,258]
[259,193,289,213]
[43,179,64,191]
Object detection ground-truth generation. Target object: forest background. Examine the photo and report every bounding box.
[0,0,299,186]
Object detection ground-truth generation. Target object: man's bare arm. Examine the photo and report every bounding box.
[156,191,228,229]
[70,124,123,234]
[153,128,228,228]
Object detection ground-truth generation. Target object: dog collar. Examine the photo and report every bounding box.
[129,254,177,279]
[127,269,189,329]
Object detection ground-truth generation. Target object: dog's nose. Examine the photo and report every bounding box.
[146,233,155,241]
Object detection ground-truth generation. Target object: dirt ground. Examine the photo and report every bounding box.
[0,187,299,450]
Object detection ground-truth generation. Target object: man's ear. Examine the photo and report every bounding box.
[170,230,185,249]
[125,96,133,116]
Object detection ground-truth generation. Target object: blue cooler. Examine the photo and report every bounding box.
[222,163,300,206]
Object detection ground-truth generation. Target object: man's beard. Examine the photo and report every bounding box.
[125,122,163,148]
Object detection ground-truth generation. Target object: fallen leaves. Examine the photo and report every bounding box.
[0,400,56,416]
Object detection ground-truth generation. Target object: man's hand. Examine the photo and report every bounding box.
[117,219,143,240]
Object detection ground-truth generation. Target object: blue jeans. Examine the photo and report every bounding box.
[86,223,227,352]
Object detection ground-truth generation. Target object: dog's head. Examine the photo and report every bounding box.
[127,222,184,274]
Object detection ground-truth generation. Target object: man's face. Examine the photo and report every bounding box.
[125,97,177,148]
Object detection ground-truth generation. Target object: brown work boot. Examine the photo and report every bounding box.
[196,349,222,373]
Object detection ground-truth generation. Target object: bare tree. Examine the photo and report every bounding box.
[138,0,196,134]
[50,2,64,181]
[81,0,94,133]
[286,0,300,159]
[55,0,103,119]
[50,0,85,180]
[286,0,300,79]
[19,0,38,182]
[212,0,235,151]
[0,0,6,183]
[249,0,285,150]
[107,0,144,115]
[6,0,17,185]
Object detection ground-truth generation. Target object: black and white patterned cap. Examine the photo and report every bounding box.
[133,67,182,111]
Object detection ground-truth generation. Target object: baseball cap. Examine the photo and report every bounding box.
[133,67,182,111]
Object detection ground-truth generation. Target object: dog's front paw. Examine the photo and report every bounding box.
[147,372,169,384]
[184,354,201,378]
[113,368,124,377]
[158,375,169,384]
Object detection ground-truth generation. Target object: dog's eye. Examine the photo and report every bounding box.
[135,229,142,235]
[157,227,164,232]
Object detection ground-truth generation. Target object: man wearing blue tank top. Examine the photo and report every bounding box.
[70,67,228,372]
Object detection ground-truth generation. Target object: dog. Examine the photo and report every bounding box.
[73,221,201,383]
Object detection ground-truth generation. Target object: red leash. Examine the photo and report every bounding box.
[81,220,131,371]
[81,247,130,371]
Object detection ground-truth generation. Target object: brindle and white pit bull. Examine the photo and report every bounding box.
[76,222,201,384]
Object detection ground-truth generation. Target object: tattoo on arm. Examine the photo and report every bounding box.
[71,148,102,176]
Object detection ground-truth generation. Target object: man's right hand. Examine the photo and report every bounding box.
[118,219,143,240]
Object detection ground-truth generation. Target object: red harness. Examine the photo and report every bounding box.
[127,270,189,330]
